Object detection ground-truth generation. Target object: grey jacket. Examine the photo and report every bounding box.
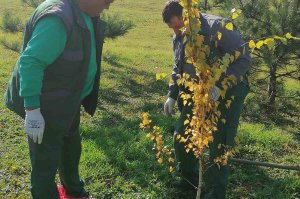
[168,13,251,100]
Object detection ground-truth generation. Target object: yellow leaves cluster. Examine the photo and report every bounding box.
[226,100,232,108]
[150,2,299,173]
[141,113,175,172]
[255,40,264,49]
[214,143,240,167]
[248,33,299,50]
[139,112,151,130]
[175,1,245,159]
[249,38,272,50]
[285,33,298,40]
[179,0,198,7]
[230,8,242,20]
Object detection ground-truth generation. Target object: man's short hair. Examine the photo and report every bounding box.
[162,0,183,23]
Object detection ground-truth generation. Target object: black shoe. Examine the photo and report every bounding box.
[66,188,90,197]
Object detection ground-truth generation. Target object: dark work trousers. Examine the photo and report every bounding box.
[28,108,86,199]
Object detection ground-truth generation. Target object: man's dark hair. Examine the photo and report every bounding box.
[162,0,183,23]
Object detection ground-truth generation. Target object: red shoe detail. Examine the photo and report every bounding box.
[57,185,95,199]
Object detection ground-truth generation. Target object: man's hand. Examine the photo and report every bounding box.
[25,108,45,144]
[209,85,220,102]
[164,97,176,117]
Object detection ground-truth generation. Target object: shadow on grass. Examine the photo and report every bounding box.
[80,114,181,198]
[102,52,167,98]
[228,164,300,199]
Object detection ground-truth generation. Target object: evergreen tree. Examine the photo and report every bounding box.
[213,0,300,120]
[0,0,134,53]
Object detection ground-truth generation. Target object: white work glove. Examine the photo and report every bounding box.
[164,97,176,117]
[209,85,220,102]
[25,108,45,144]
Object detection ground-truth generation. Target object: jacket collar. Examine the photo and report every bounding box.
[69,0,92,30]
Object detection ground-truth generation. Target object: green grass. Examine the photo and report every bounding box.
[0,0,299,198]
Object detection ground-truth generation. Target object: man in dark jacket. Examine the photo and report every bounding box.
[162,1,251,198]
[4,0,113,198]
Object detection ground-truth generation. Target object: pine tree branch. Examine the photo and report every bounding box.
[230,157,300,171]
[202,154,300,171]
[0,40,21,53]
[276,70,299,78]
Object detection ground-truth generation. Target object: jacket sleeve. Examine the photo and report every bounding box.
[168,63,180,100]
[19,16,67,108]
[168,38,181,100]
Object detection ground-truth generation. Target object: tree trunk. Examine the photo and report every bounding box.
[204,0,208,9]
[268,63,277,111]
[196,157,204,199]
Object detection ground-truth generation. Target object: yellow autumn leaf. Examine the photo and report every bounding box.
[183,100,187,106]
[222,158,228,165]
[168,157,174,163]
[180,137,186,143]
[235,51,241,59]
[157,158,163,164]
[249,40,256,49]
[156,151,161,158]
[169,166,174,172]
[274,35,287,44]
[203,138,209,146]
[285,33,294,39]
[225,22,234,31]
[217,32,222,40]
[274,35,281,39]
[162,148,169,153]
[231,13,239,20]
[142,112,149,118]
[184,119,190,125]
[256,40,264,49]
[231,8,242,20]
[226,100,232,108]
[230,55,235,63]
[264,38,275,49]
[187,143,193,149]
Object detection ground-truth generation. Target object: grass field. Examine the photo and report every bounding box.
[0,0,299,198]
